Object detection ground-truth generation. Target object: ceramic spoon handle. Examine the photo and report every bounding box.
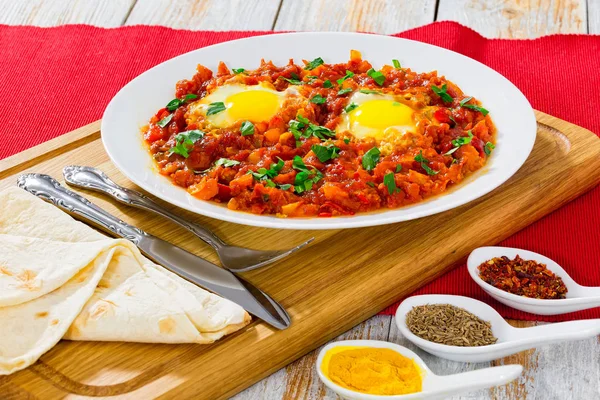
[506,319,600,343]
[431,365,523,397]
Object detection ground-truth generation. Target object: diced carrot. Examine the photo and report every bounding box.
[264,128,281,143]
[188,177,218,200]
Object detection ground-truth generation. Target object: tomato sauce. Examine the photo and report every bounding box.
[143,52,495,217]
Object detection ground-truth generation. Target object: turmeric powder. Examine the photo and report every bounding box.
[321,346,422,396]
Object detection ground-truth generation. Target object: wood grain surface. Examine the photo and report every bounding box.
[273,0,437,33]
[1,2,600,398]
[0,111,599,399]
[437,0,588,38]
[125,0,282,30]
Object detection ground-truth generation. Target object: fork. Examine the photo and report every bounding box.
[63,166,313,272]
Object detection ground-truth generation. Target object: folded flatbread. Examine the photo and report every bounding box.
[0,187,251,375]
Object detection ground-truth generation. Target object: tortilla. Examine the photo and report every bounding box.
[0,187,251,375]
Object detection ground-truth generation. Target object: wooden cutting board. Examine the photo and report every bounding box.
[0,111,599,399]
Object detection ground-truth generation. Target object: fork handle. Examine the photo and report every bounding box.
[62,166,227,249]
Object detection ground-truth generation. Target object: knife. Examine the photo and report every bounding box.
[17,173,291,330]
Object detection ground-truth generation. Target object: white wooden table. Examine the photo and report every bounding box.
[3,1,599,399]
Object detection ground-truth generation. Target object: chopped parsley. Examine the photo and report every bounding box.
[247,158,285,184]
[344,103,358,113]
[165,93,198,111]
[338,88,353,96]
[362,147,380,171]
[444,131,474,156]
[460,97,489,116]
[392,101,401,106]
[323,79,333,88]
[431,84,453,103]
[168,130,204,158]
[157,114,173,128]
[311,94,327,104]
[292,156,323,193]
[279,184,292,191]
[366,181,375,187]
[343,138,351,144]
[305,57,324,70]
[337,70,355,85]
[395,164,402,173]
[207,102,226,115]
[214,158,241,168]
[289,115,336,146]
[307,75,318,84]
[384,173,400,194]
[281,76,303,85]
[392,59,401,69]
[240,121,255,136]
[367,68,385,86]
[414,150,439,175]
[359,89,380,94]
[484,142,496,156]
[311,144,340,162]
[232,68,245,74]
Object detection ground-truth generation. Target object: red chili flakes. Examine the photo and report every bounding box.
[477,255,568,299]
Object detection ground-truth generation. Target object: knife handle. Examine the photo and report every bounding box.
[17,173,146,244]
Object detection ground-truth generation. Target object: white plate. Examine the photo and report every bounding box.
[102,32,536,230]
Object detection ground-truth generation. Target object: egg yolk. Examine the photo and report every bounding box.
[225,90,281,122]
[350,100,414,131]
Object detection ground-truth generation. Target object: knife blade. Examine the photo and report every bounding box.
[16,173,291,330]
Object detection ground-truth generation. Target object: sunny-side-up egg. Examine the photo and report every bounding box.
[336,91,419,142]
[188,82,301,128]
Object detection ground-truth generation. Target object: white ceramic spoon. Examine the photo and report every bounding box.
[316,339,522,400]
[468,246,600,315]
[396,295,600,362]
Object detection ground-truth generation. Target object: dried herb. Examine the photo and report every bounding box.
[406,304,497,347]
[478,255,568,299]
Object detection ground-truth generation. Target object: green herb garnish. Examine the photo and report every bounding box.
[214,158,241,168]
[311,144,340,162]
[367,68,385,86]
[343,138,350,144]
[305,57,324,70]
[338,88,353,96]
[431,84,453,103]
[281,76,303,85]
[359,89,380,94]
[384,173,400,194]
[337,70,355,85]
[232,68,245,74]
[452,131,474,147]
[395,164,402,173]
[323,79,333,88]
[460,97,489,116]
[392,59,401,69]
[240,121,255,136]
[484,142,495,156]
[362,147,380,171]
[366,181,375,187]
[292,155,323,193]
[247,158,285,182]
[157,114,173,128]
[279,184,292,191]
[414,150,438,175]
[165,93,198,112]
[207,102,226,115]
[168,130,204,158]
[311,94,327,104]
[344,103,358,113]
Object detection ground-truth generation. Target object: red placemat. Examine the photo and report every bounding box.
[1,22,598,322]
